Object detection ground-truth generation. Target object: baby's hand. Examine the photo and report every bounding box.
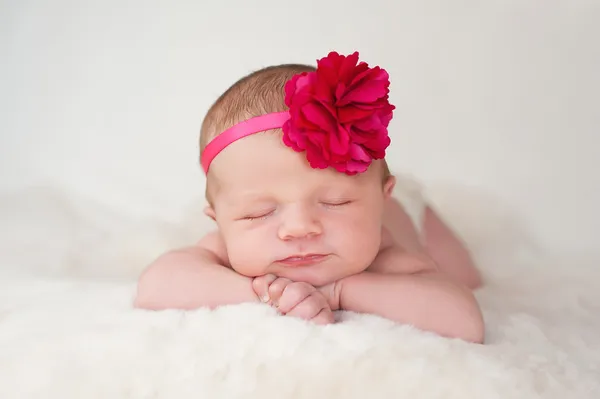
[252,274,334,325]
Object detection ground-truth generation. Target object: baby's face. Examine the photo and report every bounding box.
[206,132,394,287]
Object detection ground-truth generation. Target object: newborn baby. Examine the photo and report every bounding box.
[134,51,484,343]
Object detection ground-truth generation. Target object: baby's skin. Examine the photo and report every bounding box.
[134,131,484,343]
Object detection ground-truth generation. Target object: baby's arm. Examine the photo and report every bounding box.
[134,232,257,310]
[337,247,484,343]
[422,206,482,289]
[336,271,484,343]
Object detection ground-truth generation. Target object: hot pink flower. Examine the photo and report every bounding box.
[282,51,395,175]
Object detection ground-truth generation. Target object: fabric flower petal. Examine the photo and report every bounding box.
[282,51,394,175]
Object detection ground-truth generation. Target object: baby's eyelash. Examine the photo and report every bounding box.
[240,210,275,221]
[322,200,352,207]
[243,215,267,221]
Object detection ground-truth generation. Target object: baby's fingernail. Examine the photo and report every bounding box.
[261,294,270,303]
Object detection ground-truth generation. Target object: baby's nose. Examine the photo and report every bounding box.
[278,206,322,240]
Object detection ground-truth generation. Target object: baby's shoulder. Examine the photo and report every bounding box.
[195,230,231,267]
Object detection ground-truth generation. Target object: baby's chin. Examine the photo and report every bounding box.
[268,264,366,287]
[230,257,370,287]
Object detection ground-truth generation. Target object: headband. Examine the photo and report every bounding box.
[201,51,395,176]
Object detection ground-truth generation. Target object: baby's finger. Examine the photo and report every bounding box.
[267,277,292,307]
[252,274,277,303]
[311,307,335,325]
[277,283,314,314]
[285,292,326,320]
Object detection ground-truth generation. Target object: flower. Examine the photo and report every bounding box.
[282,51,395,175]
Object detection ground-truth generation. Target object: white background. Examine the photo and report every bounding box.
[1,0,599,254]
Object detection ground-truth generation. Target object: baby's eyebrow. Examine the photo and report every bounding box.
[225,192,274,206]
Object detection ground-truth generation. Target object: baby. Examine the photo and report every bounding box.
[134,51,485,343]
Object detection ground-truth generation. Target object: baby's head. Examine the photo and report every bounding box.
[199,52,396,286]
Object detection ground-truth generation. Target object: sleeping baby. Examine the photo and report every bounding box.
[134,51,485,343]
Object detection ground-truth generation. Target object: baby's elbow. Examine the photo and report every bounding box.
[133,264,162,310]
[443,308,484,344]
[133,253,176,310]
[439,282,485,344]
[457,295,485,344]
[133,290,152,310]
[461,309,485,344]
[463,268,483,290]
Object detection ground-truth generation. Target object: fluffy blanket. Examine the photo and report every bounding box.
[0,184,598,398]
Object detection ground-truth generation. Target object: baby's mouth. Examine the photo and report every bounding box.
[277,254,329,267]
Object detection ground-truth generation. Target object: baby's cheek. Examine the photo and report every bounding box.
[345,220,382,268]
[225,237,270,278]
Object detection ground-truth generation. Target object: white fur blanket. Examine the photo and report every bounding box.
[0,184,599,398]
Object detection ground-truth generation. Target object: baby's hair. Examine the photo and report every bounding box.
[199,64,316,155]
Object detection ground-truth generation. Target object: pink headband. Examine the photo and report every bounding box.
[201,51,395,176]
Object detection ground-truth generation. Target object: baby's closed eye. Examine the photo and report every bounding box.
[238,208,276,221]
[320,199,353,208]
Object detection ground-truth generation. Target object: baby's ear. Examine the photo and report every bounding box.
[203,206,216,221]
[383,175,396,199]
